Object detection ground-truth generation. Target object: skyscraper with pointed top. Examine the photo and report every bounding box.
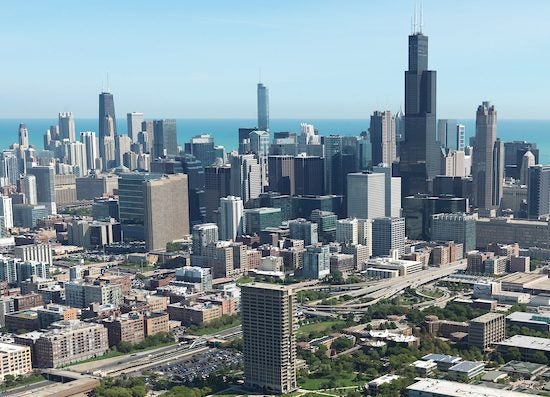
[257,82,269,131]
[99,91,117,158]
[399,9,440,196]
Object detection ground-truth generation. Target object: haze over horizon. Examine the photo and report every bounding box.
[1,0,549,119]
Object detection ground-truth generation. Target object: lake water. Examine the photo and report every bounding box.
[2,118,549,163]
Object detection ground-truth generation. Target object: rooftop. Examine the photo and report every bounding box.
[422,353,462,364]
[499,272,547,286]
[506,311,550,325]
[407,378,529,397]
[496,335,550,353]
[411,360,437,369]
[448,360,485,373]
[0,342,30,353]
[368,374,400,386]
[500,360,547,375]
[470,312,504,324]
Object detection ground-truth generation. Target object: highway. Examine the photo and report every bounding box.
[68,325,242,377]
[299,260,467,314]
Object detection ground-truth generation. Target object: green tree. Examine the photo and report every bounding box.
[531,351,548,365]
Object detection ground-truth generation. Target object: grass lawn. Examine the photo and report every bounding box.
[419,288,444,298]
[297,320,346,336]
[0,374,46,391]
[300,372,362,390]
[70,340,176,365]
[189,319,242,336]
[117,262,157,271]
[236,275,254,286]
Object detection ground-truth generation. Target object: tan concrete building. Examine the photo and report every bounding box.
[0,343,32,381]
[205,241,235,278]
[468,312,506,350]
[144,312,170,336]
[34,320,109,368]
[241,283,297,394]
[144,174,189,252]
[103,313,145,346]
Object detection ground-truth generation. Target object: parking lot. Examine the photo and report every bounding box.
[153,348,242,383]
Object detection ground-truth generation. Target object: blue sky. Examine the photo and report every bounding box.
[0,1,549,119]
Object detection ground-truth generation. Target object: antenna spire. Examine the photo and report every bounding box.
[413,3,417,33]
[106,72,110,93]
[420,2,424,34]
[259,67,262,84]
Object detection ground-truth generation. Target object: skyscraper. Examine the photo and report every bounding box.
[257,83,269,131]
[21,175,37,205]
[99,91,117,158]
[472,101,504,211]
[293,155,325,196]
[63,141,88,176]
[191,223,219,256]
[127,112,144,143]
[372,217,406,257]
[144,174,189,251]
[527,165,550,219]
[249,130,270,189]
[185,134,216,167]
[347,172,386,220]
[0,196,13,230]
[80,131,100,171]
[18,124,29,149]
[27,166,56,215]
[520,150,535,186]
[58,112,76,142]
[268,155,294,195]
[373,164,402,218]
[242,283,297,394]
[0,151,19,187]
[399,24,440,196]
[288,218,318,246]
[218,196,244,241]
[204,165,232,222]
[230,154,261,204]
[115,135,132,167]
[153,119,178,157]
[369,111,397,166]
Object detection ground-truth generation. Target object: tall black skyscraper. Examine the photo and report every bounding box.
[399,24,440,196]
[99,91,117,158]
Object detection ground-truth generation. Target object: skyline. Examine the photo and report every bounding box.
[0,1,549,119]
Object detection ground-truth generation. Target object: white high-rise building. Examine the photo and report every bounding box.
[21,175,37,205]
[347,172,386,220]
[443,150,467,177]
[0,196,13,230]
[230,154,262,203]
[80,131,99,171]
[127,112,144,143]
[58,112,76,142]
[103,136,116,170]
[191,223,219,256]
[369,111,397,166]
[115,135,132,167]
[373,164,401,218]
[521,150,535,186]
[357,218,373,257]
[218,196,244,241]
[336,218,358,245]
[63,141,88,177]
